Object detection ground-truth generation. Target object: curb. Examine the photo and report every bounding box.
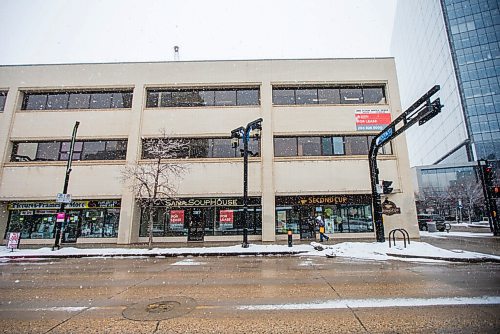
[1,251,309,260]
[386,253,500,263]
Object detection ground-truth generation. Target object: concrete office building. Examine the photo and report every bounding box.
[392,0,499,167]
[0,59,418,245]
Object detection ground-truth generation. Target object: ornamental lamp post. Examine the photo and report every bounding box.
[231,118,263,248]
[52,121,80,250]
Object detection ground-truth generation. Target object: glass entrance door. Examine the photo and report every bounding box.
[62,211,80,243]
[299,208,316,240]
[188,209,205,242]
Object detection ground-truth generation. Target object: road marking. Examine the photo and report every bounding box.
[237,296,500,310]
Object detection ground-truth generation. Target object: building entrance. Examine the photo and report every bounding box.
[187,208,205,242]
[299,208,316,240]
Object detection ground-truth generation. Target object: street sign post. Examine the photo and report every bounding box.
[56,193,72,204]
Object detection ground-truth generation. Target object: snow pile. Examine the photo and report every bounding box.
[306,241,500,262]
[420,231,494,239]
[1,241,498,263]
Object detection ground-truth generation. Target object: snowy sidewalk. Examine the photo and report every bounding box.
[1,241,499,263]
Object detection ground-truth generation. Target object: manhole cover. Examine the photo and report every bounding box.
[122,296,197,321]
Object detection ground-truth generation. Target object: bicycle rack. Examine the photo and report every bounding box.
[444,222,451,233]
[388,228,410,248]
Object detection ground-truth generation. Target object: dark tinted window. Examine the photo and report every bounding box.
[82,141,106,160]
[36,142,60,161]
[215,90,237,106]
[46,93,68,110]
[321,137,333,155]
[24,94,47,110]
[363,87,386,104]
[199,90,215,106]
[340,88,363,104]
[190,139,211,158]
[68,93,91,109]
[237,89,259,105]
[0,91,7,111]
[90,93,112,109]
[146,88,259,107]
[23,91,132,110]
[11,140,127,162]
[146,91,159,108]
[298,137,321,156]
[344,136,368,155]
[111,92,133,108]
[274,137,297,157]
[296,89,318,105]
[273,86,385,105]
[318,88,341,104]
[212,138,235,157]
[272,89,295,105]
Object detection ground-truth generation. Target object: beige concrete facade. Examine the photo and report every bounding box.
[0,59,419,245]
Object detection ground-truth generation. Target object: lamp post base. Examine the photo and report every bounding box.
[242,228,249,248]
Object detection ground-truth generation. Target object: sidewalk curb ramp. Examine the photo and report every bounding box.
[386,253,500,263]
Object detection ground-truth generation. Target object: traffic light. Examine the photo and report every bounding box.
[492,186,500,198]
[483,163,494,187]
[382,180,393,194]
[419,98,443,126]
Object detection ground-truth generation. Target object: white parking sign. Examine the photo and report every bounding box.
[56,193,72,203]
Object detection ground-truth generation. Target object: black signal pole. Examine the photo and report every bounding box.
[53,121,80,250]
[369,86,442,242]
[231,118,263,248]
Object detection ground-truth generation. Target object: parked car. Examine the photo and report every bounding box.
[417,214,446,231]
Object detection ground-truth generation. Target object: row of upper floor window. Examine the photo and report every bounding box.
[11,139,128,162]
[0,84,388,112]
[9,135,392,162]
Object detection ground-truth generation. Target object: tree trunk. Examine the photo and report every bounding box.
[148,204,154,250]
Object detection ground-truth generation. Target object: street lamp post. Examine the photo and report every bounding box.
[53,121,80,250]
[231,118,263,248]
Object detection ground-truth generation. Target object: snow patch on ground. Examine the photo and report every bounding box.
[1,241,498,263]
[420,231,494,238]
[237,296,500,310]
[171,258,206,266]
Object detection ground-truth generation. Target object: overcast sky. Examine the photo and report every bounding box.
[0,0,397,65]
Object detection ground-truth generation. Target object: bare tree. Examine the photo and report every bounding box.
[121,132,188,249]
[448,174,484,223]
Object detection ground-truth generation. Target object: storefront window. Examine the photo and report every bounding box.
[139,197,262,238]
[5,200,121,240]
[275,195,374,235]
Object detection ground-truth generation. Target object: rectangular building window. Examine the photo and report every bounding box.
[274,137,298,157]
[22,90,133,110]
[344,136,368,155]
[272,85,386,105]
[146,87,259,108]
[297,137,321,156]
[340,88,363,104]
[142,137,260,159]
[274,135,390,157]
[295,89,318,105]
[0,91,7,111]
[272,89,295,105]
[11,140,127,162]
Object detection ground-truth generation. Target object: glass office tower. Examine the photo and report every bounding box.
[392,0,499,166]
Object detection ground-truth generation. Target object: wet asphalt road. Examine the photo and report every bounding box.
[0,254,499,334]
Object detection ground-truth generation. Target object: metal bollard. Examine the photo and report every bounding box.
[288,229,293,247]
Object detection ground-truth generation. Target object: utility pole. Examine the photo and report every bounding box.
[231,118,263,248]
[369,86,443,242]
[53,121,80,250]
[478,159,499,235]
